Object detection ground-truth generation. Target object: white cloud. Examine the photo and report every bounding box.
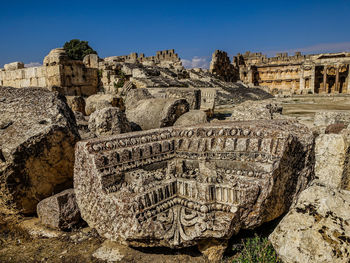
[24,62,42,68]
[290,42,350,54]
[266,42,350,57]
[181,56,210,69]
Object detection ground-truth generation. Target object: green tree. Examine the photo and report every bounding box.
[63,39,97,60]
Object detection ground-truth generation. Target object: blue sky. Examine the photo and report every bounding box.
[1,0,350,68]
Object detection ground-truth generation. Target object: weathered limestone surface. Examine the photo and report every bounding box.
[4,62,24,71]
[124,88,154,111]
[0,87,80,215]
[37,189,83,230]
[126,98,189,130]
[85,94,124,116]
[148,88,201,110]
[88,107,132,137]
[74,120,314,248]
[174,110,208,127]
[315,134,350,190]
[269,183,350,263]
[230,100,283,121]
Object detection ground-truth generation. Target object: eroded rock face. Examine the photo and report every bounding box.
[126,98,190,130]
[88,107,132,137]
[74,120,314,248]
[269,183,350,263]
[37,189,83,230]
[66,96,86,115]
[0,87,80,215]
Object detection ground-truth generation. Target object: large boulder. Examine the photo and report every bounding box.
[174,110,208,127]
[230,100,283,121]
[37,189,83,230]
[0,87,80,215]
[88,107,132,137]
[126,98,190,130]
[85,94,124,116]
[74,120,314,249]
[269,183,350,263]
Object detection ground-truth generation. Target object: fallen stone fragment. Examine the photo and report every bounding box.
[230,100,283,121]
[315,134,350,190]
[85,94,124,115]
[198,239,228,263]
[174,110,208,127]
[19,218,63,238]
[92,241,125,263]
[66,96,86,115]
[269,183,350,263]
[126,98,189,130]
[314,111,350,127]
[124,88,154,110]
[0,87,80,215]
[37,189,83,230]
[88,107,132,137]
[74,120,314,249]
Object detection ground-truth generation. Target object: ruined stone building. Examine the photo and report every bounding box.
[210,50,350,94]
[0,47,271,111]
[235,51,350,94]
[0,48,99,96]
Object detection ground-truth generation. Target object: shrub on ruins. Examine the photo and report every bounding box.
[63,39,97,60]
[232,235,281,263]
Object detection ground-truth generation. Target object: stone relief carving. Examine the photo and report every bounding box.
[74,120,314,248]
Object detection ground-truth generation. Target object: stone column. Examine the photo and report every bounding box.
[299,67,305,93]
[310,66,315,93]
[335,66,339,93]
[323,66,327,93]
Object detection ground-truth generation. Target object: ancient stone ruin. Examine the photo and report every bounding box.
[74,120,314,248]
[211,50,350,95]
[0,48,98,96]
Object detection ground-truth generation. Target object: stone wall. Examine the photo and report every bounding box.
[0,48,98,96]
[103,49,182,68]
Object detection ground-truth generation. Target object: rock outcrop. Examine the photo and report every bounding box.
[74,120,314,249]
[269,183,350,263]
[88,107,132,137]
[125,98,190,130]
[0,87,80,215]
[37,189,83,230]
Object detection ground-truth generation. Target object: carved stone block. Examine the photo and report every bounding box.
[74,120,314,248]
